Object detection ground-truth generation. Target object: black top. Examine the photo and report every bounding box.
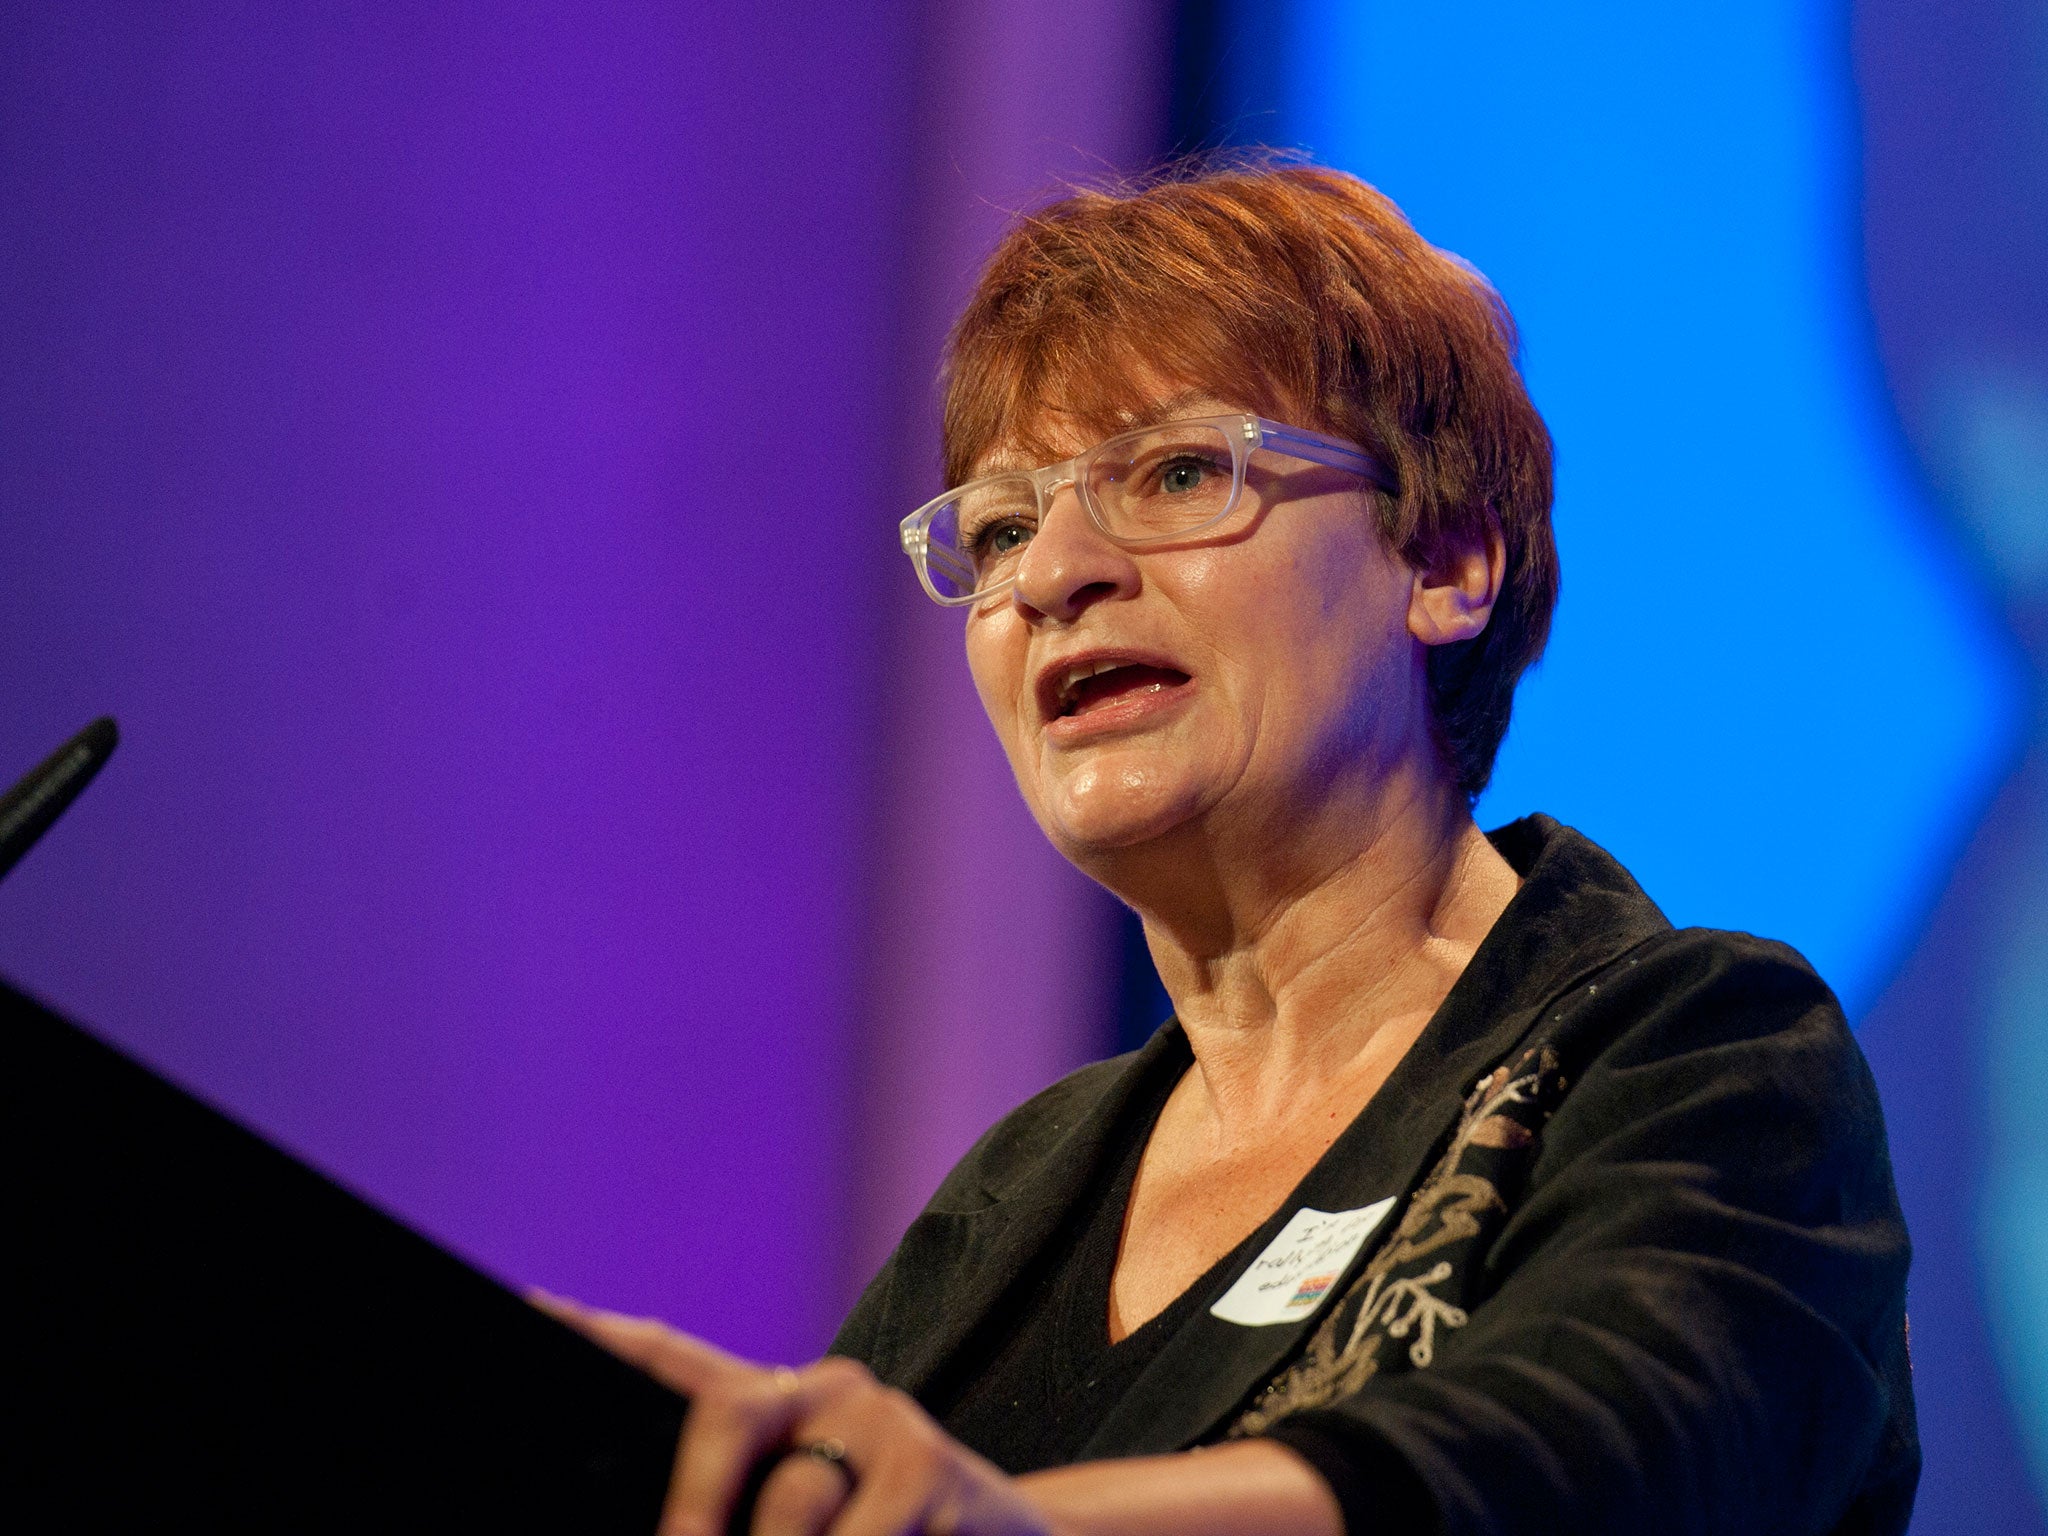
[832,816,1919,1536]
[932,1053,1273,1472]
[925,1013,1441,1529]
[928,1017,1451,1531]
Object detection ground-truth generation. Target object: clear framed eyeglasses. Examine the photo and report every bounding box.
[898,413,1392,606]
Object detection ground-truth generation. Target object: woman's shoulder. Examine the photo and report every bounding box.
[830,1031,1184,1374]
[1488,816,1862,1076]
[1570,921,1858,1068]
[1531,919,1894,1193]
[924,1029,1186,1216]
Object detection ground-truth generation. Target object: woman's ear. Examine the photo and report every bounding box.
[1407,518,1506,647]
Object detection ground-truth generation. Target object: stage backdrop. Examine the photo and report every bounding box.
[0,1,925,1361]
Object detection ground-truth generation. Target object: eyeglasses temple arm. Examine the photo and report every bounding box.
[1254,420,1397,495]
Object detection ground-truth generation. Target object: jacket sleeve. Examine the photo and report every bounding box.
[1268,931,1917,1536]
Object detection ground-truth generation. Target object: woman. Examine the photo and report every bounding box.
[550,163,1917,1536]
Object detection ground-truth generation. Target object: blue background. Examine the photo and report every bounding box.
[1149,1,2048,1527]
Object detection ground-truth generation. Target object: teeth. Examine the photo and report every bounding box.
[1058,658,1129,703]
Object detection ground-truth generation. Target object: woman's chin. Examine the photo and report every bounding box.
[1038,759,1207,856]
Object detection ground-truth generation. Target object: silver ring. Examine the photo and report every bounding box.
[799,1437,850,1474]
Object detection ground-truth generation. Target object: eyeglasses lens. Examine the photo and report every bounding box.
[1086,424,1239,541]
[918,423,1241,600]
[920,477,1034,600]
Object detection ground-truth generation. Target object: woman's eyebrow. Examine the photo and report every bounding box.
[1117,388,1225,429]
[971,390,1231,478]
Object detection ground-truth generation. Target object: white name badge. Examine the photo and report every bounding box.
[1208,1197,1398,1327]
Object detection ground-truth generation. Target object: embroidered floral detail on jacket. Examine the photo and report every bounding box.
[1230,1046,1568,1436]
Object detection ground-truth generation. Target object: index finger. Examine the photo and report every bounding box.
[529,1290,746,1397]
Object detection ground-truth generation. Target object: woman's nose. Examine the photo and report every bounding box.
[1010,484,1140,621]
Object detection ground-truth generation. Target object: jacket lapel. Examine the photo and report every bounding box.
[859,1027,1192,1403]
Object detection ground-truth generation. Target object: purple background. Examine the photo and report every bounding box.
[0,1,924,1359]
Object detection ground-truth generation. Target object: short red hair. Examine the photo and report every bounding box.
[939,159,1558,798]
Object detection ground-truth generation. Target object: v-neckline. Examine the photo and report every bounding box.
[1095,1071,1268,1352]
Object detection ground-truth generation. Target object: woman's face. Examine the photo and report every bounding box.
[962,392,1445,871]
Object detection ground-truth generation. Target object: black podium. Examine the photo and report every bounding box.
[6,975,685,1531]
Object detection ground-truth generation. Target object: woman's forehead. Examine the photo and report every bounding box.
[967,384,1247,479]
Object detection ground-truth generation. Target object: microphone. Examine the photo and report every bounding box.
[0,717,119,885]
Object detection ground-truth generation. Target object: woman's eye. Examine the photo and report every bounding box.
[971,519,1033,563]
[1156,456,1220,494]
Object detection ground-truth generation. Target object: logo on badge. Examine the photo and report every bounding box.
[1288,1272,1338,1309]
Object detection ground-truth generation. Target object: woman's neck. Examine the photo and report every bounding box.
[1106,768,1521,1141]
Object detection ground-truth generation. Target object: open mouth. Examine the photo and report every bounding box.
[1051,660,1192,719]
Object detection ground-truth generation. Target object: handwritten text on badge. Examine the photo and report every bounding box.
[1208,1198,1397,1327]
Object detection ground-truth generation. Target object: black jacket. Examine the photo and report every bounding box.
[832,816,1919,1535]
